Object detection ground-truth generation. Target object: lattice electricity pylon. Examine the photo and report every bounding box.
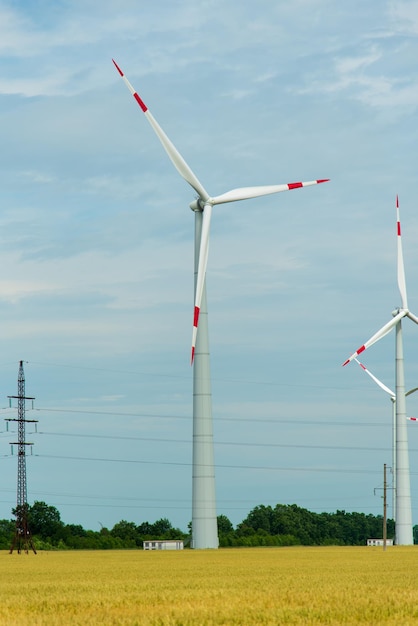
[7,361,38,554]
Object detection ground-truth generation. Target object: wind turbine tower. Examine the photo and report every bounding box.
[113,60,329,548]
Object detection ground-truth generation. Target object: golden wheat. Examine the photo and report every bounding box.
[0,547,418,625]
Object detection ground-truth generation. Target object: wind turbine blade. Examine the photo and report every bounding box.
[354,358,395,397]
[342,309,407,366]
[211,179,329,205]
[396,195,408,309]
[406,311,418,325]
[113,59,210,202]
[191,204,212,364]
[407,417,418,422]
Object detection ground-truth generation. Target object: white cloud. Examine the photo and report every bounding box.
[295,39,418,112]
[0,279,54,304]
[389,0,418,33]
[334,48,382,75]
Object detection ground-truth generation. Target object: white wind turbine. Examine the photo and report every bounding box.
[343,197,418,545]
[113,59,329,548]
[354,358,418,523]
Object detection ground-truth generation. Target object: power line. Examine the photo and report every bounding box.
[33,453,384,474]
[6,449,418,476]
[35,430,394,453]
[24,359,359,391]
[29,406,389,428]
[0,487,389,506]
[0,497,395,516]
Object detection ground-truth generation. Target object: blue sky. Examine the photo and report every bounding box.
[1,0,418,533]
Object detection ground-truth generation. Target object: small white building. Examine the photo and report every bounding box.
[367,538,394,547]
[143,540,184,551]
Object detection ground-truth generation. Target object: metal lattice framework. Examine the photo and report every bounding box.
[7,361,37,554]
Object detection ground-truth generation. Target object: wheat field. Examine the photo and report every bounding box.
[1,546,418,625]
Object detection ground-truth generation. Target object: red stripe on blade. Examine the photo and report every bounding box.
[357,345,366,355]
[193,306,200,328]
[134,92,147,112]
[112,59,123,76]
[287,182,303,190]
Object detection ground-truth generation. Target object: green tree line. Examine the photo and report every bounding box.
[0,501,410,550]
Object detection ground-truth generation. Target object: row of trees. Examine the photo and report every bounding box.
[0,502,185,550]
[0,501,410,550]
[232,504,396,547]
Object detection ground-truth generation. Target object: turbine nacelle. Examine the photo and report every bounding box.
[190,199,204,212]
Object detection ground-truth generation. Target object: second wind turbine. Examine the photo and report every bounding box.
[343,197,417,545]
[113,59,329,549]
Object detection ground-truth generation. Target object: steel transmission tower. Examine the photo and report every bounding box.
[7,361,37,554]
